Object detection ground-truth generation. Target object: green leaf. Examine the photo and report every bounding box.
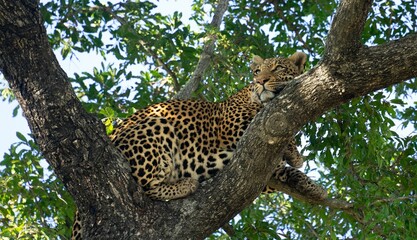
[16,132,27,142]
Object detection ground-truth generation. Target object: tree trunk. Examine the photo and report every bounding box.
[0,0,416,239]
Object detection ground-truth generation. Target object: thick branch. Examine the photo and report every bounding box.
[263,34,417,138]
[0,1,148,238]
[173,0,228,100]
[325,0,372,59]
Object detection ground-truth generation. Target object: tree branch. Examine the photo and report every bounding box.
[262,33,417,137]
[324,0,372,59]
[137,39,181,91]
[173,0,228,100]
[0,1,147,237]
[371,195,417,205]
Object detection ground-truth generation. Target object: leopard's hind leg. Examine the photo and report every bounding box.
[145,178,199,200]
[71,211,82,240]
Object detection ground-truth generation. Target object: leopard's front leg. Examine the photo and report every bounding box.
[283,138,304,168]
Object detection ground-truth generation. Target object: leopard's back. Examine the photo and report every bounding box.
[110,94,260,199]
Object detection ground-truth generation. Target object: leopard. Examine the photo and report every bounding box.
[71,52,327,239]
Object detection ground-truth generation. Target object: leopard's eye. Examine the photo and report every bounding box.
[272,66,285,72]
[253,69,261,75]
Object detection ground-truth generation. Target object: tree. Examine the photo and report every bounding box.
[0,0,416,239]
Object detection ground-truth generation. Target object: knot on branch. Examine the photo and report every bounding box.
[260,109,293,145]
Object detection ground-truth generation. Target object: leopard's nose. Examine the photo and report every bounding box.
[255,76,270,85]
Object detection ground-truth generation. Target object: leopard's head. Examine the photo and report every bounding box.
[250,52,307,105]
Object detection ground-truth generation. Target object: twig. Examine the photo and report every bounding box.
[137,39,181,91]
[173,0,229,100]
[371,195,417,205]
[305,220,320,238]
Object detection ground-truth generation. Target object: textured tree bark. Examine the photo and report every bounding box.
[0,0,416,239]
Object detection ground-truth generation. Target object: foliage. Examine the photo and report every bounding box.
[0,133,74,239]
[1,0,416,239]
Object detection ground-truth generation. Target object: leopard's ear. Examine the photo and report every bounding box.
[288,52,307,73]
[250,55,264,70]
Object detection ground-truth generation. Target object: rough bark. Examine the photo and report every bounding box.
[0,0,416,239]
[325,0,373,59]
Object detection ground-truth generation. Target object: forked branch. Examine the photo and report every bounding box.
[325,0,373,59]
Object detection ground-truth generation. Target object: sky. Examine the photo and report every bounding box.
[0,0,195,161]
